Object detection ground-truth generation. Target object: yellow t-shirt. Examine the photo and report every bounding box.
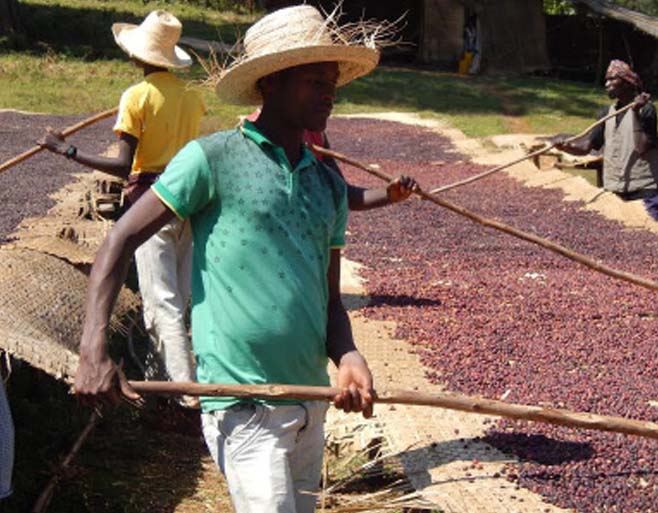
[113,71,205,174]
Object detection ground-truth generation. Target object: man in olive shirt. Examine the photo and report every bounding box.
[557,60,658,219]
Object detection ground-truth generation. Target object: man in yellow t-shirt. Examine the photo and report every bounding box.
[39,11,205,406]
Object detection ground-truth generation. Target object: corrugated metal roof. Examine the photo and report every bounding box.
[574,0,658,38]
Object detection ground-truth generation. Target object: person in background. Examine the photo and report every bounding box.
[39,11,205,407]
[557,59,658,219]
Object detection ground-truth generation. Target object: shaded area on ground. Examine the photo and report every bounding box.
[4,1,252,58]
[4,362,222,513]
[0,111,115,242]
[328,116,658,513]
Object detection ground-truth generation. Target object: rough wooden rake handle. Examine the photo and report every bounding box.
[428,100,638,194]
[31,410,101,513]
[0,106,119,175]
[130,381,658,440]
[311,144,658,294]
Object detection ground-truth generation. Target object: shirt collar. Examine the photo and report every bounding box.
[145,70,173,83]
[240,120,317,172]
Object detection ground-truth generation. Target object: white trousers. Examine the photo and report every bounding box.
[135,217,195,384]
[202,401,328,513]
[0,380,13,500]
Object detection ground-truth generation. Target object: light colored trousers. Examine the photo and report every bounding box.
[202,401,328,513]
[135,217,195,384]
[0,380,13,499]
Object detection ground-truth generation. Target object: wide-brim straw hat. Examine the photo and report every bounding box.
[112,10,192,69]
[216,5,380,105]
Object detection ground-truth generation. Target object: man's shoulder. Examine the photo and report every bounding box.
[118,80,154,109]
[314,158,347,207]
[122,79,150,97]
[195,128,244,160]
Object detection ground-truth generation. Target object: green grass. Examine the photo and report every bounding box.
[337,67,609,138]
[0,51,250,131]
[0,55,612,138]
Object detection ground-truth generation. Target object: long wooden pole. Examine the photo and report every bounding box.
[428,101,637,195]
[130,381,658,440]
[31,410,101,513]
[311,144,658,294]
[0,107,118,175]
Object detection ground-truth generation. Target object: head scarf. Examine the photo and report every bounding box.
[606,60,643,90]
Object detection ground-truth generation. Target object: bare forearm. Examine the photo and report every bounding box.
[40,131,136,180]
[79,232,136,361]
[348,185,390,211]
[559,140,593,156]
[79,192,173,361]
[71,150,131,179]
[326,298,357,366]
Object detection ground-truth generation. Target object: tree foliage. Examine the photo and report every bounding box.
[0,0,21,35]
[545,0,658,16]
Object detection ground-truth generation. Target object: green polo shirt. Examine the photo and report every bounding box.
[152,121,348,412]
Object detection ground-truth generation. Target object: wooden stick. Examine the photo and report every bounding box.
[0,107,118,175]
[428,101,638,194]
[311,144,658,294]
[129,381,658,440]
[31,410,101,513]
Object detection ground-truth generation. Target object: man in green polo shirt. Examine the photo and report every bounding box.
[74,5,384,513]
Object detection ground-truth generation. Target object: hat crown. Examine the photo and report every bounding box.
[139,10,182,48]
[244,6,333,59]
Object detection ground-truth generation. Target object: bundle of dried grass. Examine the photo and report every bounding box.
[319,418,438,513]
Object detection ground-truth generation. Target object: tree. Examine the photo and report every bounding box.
[0,0,22,37]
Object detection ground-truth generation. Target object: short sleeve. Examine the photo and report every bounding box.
[113,86,142,139]
[329,186,348,248]
[152,141,214,220]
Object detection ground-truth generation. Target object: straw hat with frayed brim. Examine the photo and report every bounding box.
[112,10,192,69]
[216,5,380,105]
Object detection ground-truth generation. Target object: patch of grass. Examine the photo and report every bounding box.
[337,67,609,138]
[0,52,250,132]
[2,1,612,139]
[0,0,257,130]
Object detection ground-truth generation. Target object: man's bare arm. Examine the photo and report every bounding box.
[556,137,595,156]
[39,131,138,180]
[326,248,374,417]
[75,190,174,406]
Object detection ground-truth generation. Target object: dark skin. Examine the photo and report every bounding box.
[321,133,417,210]
[37,60,167,178]
[556,75,651,156]
[75,61,375,417]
